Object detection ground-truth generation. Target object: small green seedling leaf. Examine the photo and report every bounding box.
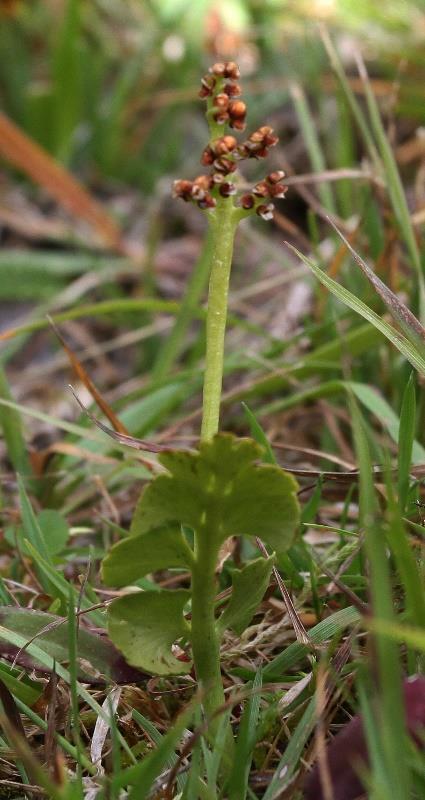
[217,556,275,635]
[37,510,69,556]
[131,434,299,555]
[102,525,194,587]
[108,589,191,675]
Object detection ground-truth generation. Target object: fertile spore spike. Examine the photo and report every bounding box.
[173,61,287,222]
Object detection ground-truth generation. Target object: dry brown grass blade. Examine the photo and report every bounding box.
[0,112,123,251]
[316,225,359,320]
[0,711,58,795]
[311,553,368,614]
[49,317,130,436]
[0,678,28,743]
[328,226,359,280]
[256,537,312,647]
[69,385,182,455]
[314,664,335,800]
[39,441,119,466]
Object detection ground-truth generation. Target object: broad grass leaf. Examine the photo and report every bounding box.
[130,433,300,555]
[102,525,193,587]
[217,556,275,635]
[108,590,191,675]
[0,606,146,684]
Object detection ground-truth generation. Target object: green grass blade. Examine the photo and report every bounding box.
[398,373,416,510]
[243,606,360,681]
[367,618,425,652]
[111,704,194,796]
[18,476,53,566]
[329,220,425,356]
[132,710,185,794]
[182,730,202,800]
[152,226,214,381]
[68,588,83,782]
[23,540,104,624]
[0,295,262,349]
[226,670,262,800]
[350,394,410,799]
[320,27,381,170]
[204,710,232,791]
[349,381,425,462]
[0,624,135,765]
[288,244,425,377]
[290,81,336,214]
[0,662,41,706]
[242,403,276,464]
[355,53,424,300]
[0,366,31,478]
[14,695,95,774]
[385,481,425,629]
[263,695,316,799]
[51,0,81,161]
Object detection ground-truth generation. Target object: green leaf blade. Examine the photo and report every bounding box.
[217,556,275,636]
[108,590,192,675]
[102,525,193,587]
[130,434,300,555]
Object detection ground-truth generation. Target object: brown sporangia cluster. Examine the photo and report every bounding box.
[173,62,287,221]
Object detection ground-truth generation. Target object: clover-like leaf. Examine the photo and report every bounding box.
[130,433,299,555]
[217,555,275,636]
[108,590,191,675]
[102,525,193,587]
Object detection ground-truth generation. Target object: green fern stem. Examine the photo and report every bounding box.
[200,197,238,442]
[190,532,224,725]
[192,196,238,745]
